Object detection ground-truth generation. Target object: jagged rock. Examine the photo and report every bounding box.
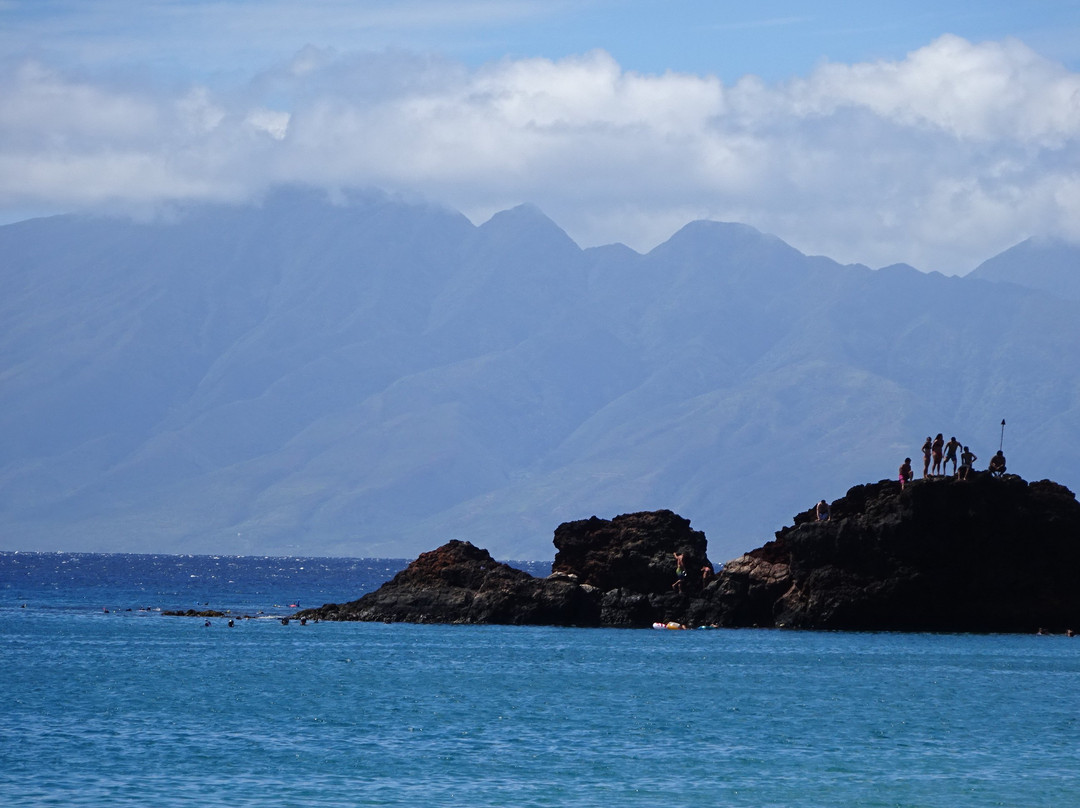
[297,539,600,626]
[599,588,652,627]
[704,474,1080,631]
[298,513,706,627]
[553,509,712,595]
[297,475,1080,632]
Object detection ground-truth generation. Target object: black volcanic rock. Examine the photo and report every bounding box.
[298,513,708,627]
[553,509,711,595]
[297,539,599,626]
[550,509,714,626]
[705,474,1080,632]
[298,477,1080,632]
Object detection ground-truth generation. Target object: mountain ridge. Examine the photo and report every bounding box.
[1,187,1077,561]
[968,235,1080,301]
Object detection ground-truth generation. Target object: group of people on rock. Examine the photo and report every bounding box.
[898,432,1007,489]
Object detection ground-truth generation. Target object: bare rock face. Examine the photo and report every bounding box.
[298,539,598,626]
[298,475,1080,632]
[705,474,1080,632]
[299,512,711,627]
[553,510,712,595]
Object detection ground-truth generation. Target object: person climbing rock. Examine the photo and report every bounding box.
[899,458,913,489]
[816,500,830,521]
[672,551,687,592]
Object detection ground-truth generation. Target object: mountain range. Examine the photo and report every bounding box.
[2,187,1078,562]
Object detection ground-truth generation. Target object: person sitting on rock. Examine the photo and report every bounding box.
[988,450,1007,477]
[959,446,977,480]
[816,500,830,521]
[944,436,962,476]
[899,458,913,489]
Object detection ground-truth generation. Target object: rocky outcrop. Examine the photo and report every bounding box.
[298,476,1080,632]
[298,511,708,627]
[551,510,713,627]
[704,474,1080,632]
[297,539,599,626]
[553,510,710,593]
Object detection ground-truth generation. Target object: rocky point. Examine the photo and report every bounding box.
[297,474,1080,632]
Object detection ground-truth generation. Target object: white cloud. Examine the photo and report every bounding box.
[176,88,226,135]
[1,35,1079,272]
[245,107,290,140]
[0,62,159,143]
[788,35,1080,145]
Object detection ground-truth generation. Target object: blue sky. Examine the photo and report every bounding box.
[3,0,1080,271]
[6,1,1079,81]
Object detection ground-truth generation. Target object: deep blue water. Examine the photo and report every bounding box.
[2,553,1079,807]
[0,552,415,616]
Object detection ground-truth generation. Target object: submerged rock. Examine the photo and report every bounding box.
[298,476,1080,632]
[163,609,227,618]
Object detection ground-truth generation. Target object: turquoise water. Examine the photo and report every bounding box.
[2,554,1079,807]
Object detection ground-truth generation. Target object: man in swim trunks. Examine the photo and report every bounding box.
[816,500,830,521]
[959,446,977,480]
[672,551,687,592]
[944,436,962,476]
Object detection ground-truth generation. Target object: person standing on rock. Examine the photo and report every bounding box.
[931,434,944,476]
[816,500,831,521]
[944,436,962,476]
[921,436,933,478]
[899,458,913,489]
[959,446,977,480]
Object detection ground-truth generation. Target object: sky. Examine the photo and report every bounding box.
[2,1,1080,273]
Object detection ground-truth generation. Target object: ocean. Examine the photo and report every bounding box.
[2,552,1078,807]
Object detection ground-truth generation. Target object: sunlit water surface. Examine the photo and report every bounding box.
[2,552,1078,807]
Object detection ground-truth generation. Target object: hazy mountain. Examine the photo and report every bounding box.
[968,236,1080,301]
[2,187,1077,562]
